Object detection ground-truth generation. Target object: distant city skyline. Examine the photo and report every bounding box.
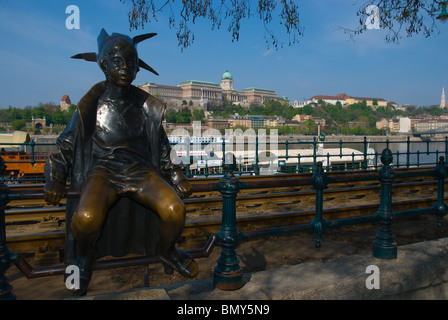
[0,1,447,109]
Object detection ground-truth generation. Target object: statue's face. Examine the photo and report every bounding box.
[103,43,138,87]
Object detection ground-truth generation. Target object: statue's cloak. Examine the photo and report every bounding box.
[46,81,177,264]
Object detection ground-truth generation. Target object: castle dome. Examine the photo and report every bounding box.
[222,70,233,80]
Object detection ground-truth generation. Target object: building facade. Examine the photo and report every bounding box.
[138,70,287,109]
[60,95,71,111]
[307,93,388,108]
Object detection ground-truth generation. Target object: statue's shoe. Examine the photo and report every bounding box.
[158,248,199,278]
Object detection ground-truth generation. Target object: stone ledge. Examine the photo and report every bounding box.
[79,237,448,300]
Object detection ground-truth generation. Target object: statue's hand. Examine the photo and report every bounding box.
[44,180,66,206]
[174,180,192,199]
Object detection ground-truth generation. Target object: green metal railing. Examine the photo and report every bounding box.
[0,141,447,298]
[211,149,448,289]
[172,135,448,177]
[1,136,447,181]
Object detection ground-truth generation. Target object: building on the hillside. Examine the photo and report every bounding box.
[227,114,288,129]
[307,93,388,109]
[292,100,307,108]
[376,118,389,130]
[307,93,348,106]
[293,114,314,122]
[203,118,230,130]
[345,96,388,108]
[227,114,251,128]
[414,119,448,132]
[240,87,278,105]
[220,70,246,105]
[178,80,223,107]
[389,118,400,132]
[138,70,287,109]
[263,115,285,127]
[60,95,71,111]
[399,117,412,133]
[284,119,301,127]
[142,82,183,104]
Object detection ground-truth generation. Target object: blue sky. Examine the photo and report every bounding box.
[0,0,447,109]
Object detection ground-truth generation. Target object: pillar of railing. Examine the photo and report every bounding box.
[433,156,448,227]
[254,136,260,176]
[0,158,14,300]
[30,140,35,166]
[362,136,368,170]
[372,148,397,259]
[213,153,243,290]
[311,162,328,248]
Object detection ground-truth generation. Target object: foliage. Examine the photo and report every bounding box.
[121,0,445,50]
[0,103,77,130]
[10,119,26,131]
[344,0,444,44]
[208,98,448,136]
[120,0,303,50]
[165,109,193,123]
[192,108,205,121]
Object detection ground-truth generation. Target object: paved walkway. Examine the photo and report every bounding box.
[76,237,448,300]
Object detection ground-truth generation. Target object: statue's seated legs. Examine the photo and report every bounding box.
[69,168,198,295]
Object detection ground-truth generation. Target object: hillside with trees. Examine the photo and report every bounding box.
[1,98,447,136]
[0,103,76,134]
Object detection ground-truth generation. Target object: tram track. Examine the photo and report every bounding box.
[4,169,445,258]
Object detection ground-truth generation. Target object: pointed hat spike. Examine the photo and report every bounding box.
[71,52,98,62]
[133,33,157,45]
[139,59,159,76]
[97,28,110,47]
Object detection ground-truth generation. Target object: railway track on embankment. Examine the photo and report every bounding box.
[4,168,447,260]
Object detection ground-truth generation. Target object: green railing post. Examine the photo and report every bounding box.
[372,148,397,259]
[30,140,35,166]
[445,137,448,162]
[362,136,368,170]
[185,136,191,177]
[254,136,259,175]
[406,136,411,168]
[339,139,343,158]
[214,153,243,290]
[433,156,448,227]
[0,157,14,300]
[311,162,328,248]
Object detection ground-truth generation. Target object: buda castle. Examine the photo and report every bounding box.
[138,70,288,110]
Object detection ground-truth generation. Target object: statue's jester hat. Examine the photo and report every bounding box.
[71,28,159,76]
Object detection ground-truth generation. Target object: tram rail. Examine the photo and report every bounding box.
[5,170,445,256]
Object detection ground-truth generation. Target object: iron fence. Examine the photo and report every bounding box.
[1,136,447,181]
[0,139,447,298]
